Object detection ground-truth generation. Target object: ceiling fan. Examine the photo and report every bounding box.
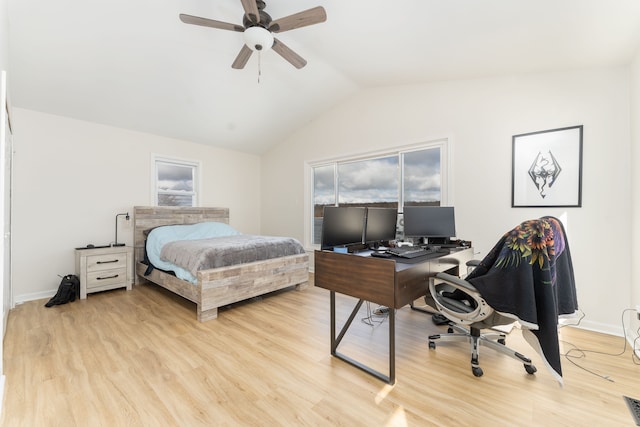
[179,0,327,69]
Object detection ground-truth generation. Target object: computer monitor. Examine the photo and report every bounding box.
[321,206,366,250]
[403,206,456,244]
[364,207,398,247]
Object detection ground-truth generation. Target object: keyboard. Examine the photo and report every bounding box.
[386,247,432,259]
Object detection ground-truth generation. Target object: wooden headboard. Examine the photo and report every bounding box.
[133,206,230,265]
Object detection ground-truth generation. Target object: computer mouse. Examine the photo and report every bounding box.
[86,244,95,248]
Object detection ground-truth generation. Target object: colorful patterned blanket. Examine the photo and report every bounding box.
[466,216,578,384]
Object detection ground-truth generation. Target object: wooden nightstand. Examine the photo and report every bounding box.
[75,246,133,299]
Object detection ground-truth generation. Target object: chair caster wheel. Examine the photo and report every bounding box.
[429,341,436,349]
[472,367,483,377]
[525,364,537,374]
[447,327,454,334]
[498,338,506,345]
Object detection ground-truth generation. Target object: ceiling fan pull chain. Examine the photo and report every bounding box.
[258,51,262,83]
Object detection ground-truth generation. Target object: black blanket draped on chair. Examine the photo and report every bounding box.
[465,216,578,384]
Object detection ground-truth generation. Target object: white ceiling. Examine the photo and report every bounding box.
[7,0,640,154]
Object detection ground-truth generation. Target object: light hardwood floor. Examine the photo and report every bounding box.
[2,275,639,426]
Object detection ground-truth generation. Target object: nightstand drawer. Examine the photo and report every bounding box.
[86,267,127,289]
[86,253,128,272]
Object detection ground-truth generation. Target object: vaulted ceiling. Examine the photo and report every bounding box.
[8,0,640,154]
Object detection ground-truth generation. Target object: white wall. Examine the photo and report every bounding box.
[631,47,640,337]
[262,67,631,335]
[0,0,10,401]
[0,0,7,71]
[11,108,261,302]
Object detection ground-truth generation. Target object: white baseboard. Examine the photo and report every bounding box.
[570,319,624,337]
[13,290,56,305]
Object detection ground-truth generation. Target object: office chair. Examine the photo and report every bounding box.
[426,216,578,381]
[427,271,537,377]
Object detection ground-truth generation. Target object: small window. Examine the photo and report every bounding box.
[152,155,200,207]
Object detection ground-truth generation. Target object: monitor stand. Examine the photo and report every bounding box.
[427,237,450,245]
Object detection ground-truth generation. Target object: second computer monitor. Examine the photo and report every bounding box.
[365,207,398,246]
[403,206,456,244]
[321,206,367,250]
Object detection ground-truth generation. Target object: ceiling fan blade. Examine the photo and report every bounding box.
[179,14,244,32]
[240,0,260,24]
[272,38,307,69]
[269,6,327,33]
[232,45,253,69]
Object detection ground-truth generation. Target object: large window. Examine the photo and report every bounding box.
[310,140,448,245]
[152,155,200,207]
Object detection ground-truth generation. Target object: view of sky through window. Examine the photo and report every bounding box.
[157,163,194,192]
[313,147,440,207]
[404,148,441,204]
[338,156,398,204]
[313,165,335,206]
[156,161,197,207]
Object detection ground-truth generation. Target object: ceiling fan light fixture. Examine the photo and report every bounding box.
[243,26,274,51]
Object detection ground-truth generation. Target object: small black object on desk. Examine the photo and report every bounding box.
[75,244,113,250]
[371,251,392,258]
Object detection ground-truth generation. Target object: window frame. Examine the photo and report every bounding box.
[304,138,451,249]
[151,154,202,207]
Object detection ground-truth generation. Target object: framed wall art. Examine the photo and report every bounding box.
[511,125,583,207]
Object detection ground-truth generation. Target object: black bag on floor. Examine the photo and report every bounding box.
[45,274,80,307]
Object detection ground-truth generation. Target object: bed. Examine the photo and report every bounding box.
[133,206,309,322]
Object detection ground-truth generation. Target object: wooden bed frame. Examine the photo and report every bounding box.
[133,206,309,322]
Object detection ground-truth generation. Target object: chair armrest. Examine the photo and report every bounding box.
[466,259,481,267]
[435,272,479,294]
[430,272,491,325]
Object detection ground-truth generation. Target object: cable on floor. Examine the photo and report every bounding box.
[361,302,389,326]
[559,308,640,382]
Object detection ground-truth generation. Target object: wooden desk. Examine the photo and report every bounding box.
[314,247,474,384]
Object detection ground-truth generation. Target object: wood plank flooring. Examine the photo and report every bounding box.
[2,275,639,426]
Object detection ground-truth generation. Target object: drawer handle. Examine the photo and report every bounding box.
[97,274,119,280]
[97,259,119,264]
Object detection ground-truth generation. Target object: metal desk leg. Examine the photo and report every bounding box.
[410,301,437,315]
[389,308,395,384]
[329,291,396,384]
